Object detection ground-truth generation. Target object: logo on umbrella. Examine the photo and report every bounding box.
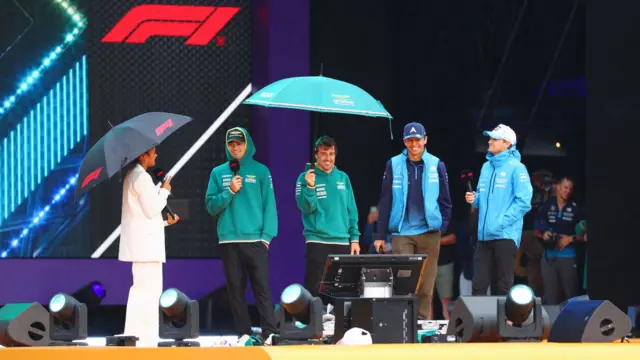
[331,94,354,106]
[82,167,103,188]
[156,118,174,136]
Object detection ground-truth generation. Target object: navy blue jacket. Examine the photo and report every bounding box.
[534,197,583,258]
[375,156,452,239]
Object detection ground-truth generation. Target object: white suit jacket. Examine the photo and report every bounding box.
[119,164,171,263]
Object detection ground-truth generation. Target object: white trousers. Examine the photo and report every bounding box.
[124,262,163,347]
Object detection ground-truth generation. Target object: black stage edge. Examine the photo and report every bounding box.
[586,0,640,310]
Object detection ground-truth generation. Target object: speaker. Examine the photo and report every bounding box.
[447,296,552,342]
[447,296,500,342]
[0,303,51,347]
[548,300,632,342]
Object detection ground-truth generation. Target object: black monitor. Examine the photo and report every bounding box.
[318,254,426,299]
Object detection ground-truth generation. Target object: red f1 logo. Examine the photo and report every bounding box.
[82,167,103,188]
[155,118,174,137]
[101,4,240,46]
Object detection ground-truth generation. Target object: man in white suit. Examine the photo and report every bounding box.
[119,147,179,346]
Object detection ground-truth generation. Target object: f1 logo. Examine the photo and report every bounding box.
[155,118,174,137]
[82,167,103,188]
[101,4,240,46]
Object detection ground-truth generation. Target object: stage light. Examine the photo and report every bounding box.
[448,285,549,342]
[556,142,561,148]
[48,293,88,345]
[505,284,535,325]
[276,283,323,343]
[71,281,107,307]
[497,285,546,341]
[158,288,200,347]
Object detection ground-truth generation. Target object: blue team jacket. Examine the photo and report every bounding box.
[473,146,533,247]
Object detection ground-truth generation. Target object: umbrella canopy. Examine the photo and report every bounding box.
[74,112,192,200]
[243,76,392,118]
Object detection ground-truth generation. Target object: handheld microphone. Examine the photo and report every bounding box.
[460,169,474,193]
[229,159,240,176]
[151,167,176,218]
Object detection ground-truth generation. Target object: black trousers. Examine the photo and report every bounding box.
[220,242,276,336]
[472,239,517,296]
[541,256,578,305]
[304,242,350,298]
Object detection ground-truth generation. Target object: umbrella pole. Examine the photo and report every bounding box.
[310,112,321,165]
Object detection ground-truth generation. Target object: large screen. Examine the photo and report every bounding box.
[0,0,252,258]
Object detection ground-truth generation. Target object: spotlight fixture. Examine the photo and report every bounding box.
[71,281,106,307]
[497,285,545,341]
[447,285,549,342]
[158,288,200,347]
[276,283,323,343]
[48,293,88,346]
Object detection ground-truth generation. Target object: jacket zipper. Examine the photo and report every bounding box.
[482,164,496,240]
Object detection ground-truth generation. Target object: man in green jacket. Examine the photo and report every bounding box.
[205,127,278,343]
[295,136,360,298]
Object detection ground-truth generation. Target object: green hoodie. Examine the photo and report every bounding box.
[295,165,360,245]
[205,127,278,243]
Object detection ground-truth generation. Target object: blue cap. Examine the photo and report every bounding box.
[403,122,426,140]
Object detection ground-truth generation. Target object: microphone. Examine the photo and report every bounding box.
[460,169,474,193]
[229,159,240,176]
[151,167,176,218]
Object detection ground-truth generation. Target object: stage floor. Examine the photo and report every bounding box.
[1,337,639,360]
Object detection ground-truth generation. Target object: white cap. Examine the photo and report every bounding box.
[336,327,373,345]
[483,124,517,144]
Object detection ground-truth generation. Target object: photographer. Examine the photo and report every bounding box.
[534,176,584,305]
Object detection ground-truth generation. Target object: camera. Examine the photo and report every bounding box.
[542,232,560,250]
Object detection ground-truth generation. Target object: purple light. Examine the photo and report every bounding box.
[91,282,106,299]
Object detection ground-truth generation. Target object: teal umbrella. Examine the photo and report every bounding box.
[243,76,392,119]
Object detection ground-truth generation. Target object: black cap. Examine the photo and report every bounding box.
[226,128,245,143]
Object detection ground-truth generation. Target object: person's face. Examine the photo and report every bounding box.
[488,138,511,154]
[315,145,336,172]
[556,179,574,201]
[404,137,427,157]
[140,147,157,167]
[227,141,246,160]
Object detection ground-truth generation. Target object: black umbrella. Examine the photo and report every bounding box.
[74,112,192,200]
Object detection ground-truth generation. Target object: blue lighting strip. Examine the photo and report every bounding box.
[0,175,78,258]
[0,0,85,119]
[0,56,88,225]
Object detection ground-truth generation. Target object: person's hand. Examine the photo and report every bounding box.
[543,231,552,241]
[305,169,316,187]
[584,233,587,242]
[167,213,180,225]
[465,191,475,204]
[161,176,172,192]
[367,208,379,224]
[230,175,243,193]
[262,241,269,249]
[374,240,386,253]
[558,235,573,250]
[350,242,360,255]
